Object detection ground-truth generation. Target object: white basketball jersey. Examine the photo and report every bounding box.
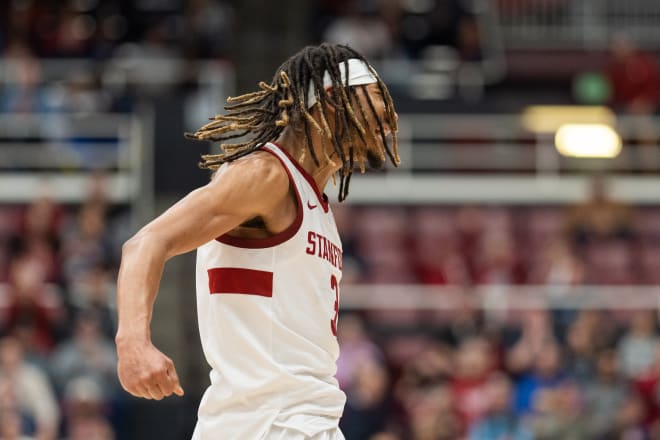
[193,142,346,439]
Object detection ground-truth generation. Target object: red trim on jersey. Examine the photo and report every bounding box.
[208,267,273,297]
[215,145,303,248]
[268,142,330,213]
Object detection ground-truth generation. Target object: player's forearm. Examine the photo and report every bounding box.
[115,232,167,343]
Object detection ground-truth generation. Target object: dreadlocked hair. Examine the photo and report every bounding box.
[185,43,399,201]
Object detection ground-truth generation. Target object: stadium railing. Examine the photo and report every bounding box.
[347,112,660,204]
[497,0,660,49]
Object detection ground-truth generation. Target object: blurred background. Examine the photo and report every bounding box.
[1,0,660,439]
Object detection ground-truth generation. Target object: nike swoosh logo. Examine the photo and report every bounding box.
[307,201,318,210]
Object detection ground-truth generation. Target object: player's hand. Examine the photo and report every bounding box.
[116,338,184,400]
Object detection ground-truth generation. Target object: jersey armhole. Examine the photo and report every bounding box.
[215,149,303,249]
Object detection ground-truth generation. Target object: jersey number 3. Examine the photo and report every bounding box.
[330,274,339,336]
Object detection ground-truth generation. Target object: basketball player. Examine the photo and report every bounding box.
[115,43,399,439]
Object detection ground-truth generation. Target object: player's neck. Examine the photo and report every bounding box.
[275,127,339,192]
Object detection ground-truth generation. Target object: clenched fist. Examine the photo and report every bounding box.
[116,338,184,400]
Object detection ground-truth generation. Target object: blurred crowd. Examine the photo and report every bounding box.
[314,0,482,61]
[337,178,659,287]
[2,1,660,440]
[0,0,237,117]
[337,307,660,440]
[0,0,235,60]
[0,176,128,440]
[0,0,485,116]
[2,172,659,440]
[3,0,660,114]
[332,177,660,440]
[0,0,478,63]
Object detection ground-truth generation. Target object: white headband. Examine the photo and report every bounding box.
[307,58,378,108]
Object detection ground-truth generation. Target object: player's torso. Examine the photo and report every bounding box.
[194,142,345,421]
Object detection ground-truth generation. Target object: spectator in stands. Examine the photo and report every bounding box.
[336,314,383,391]
[183,0,234,59]
[50,313,118,399]
[434,295,485,346]
[322,0,393,59]
[398,0,463,59]
[0,39,47,114]
[634,343,660,432]
[606,33,660,171]
[468,373,533,440]
[369,432,401,440]
[401,383,461,440]
[2,0,32,52]
[618,310,658,379]
[13,236,60,287]
[450,338,494,429]
[0,405,34,440]
[386,340,459,438]
[474,229,524,284]
[45,7,96,58]
[456,15,482,63]
[583,349,631,438]
[61,377,115,440]
[67,265,116,341]
[15,196,63,257]
[506,310,558,375]
[0,254,65,354]
[513,342,566,415]
[530,381,587,440]
[340,358,391,440]
[61,202,113,286]
[527,239,585,332]
[612,394,648,439]
[564,317,599,383]
[395,341,453,395]
[528,239,584,288]
[109,19,183,96]
[607,33,659,114]
[0,337,59,440]
[82,172,129,261]
[52,72,110,115]
[65,416,115,440]
[8,194,63,286]
[575,310,619,353]
[565,175,634,246]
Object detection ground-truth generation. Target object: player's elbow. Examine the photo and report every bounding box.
[122,229,167,260]
[121,235,142,259]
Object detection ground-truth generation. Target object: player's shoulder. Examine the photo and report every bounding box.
[230,149,287,180]
[211,149,290,196]
[236,149,285,170]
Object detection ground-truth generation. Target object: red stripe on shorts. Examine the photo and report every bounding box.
[207,267,273,297]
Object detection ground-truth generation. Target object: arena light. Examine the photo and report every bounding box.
[522,105,616,133]
[554,124,622,158]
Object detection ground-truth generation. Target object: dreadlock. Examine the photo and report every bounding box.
[185,43,399,202]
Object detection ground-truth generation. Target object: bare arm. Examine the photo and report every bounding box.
[115,152,290,399]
